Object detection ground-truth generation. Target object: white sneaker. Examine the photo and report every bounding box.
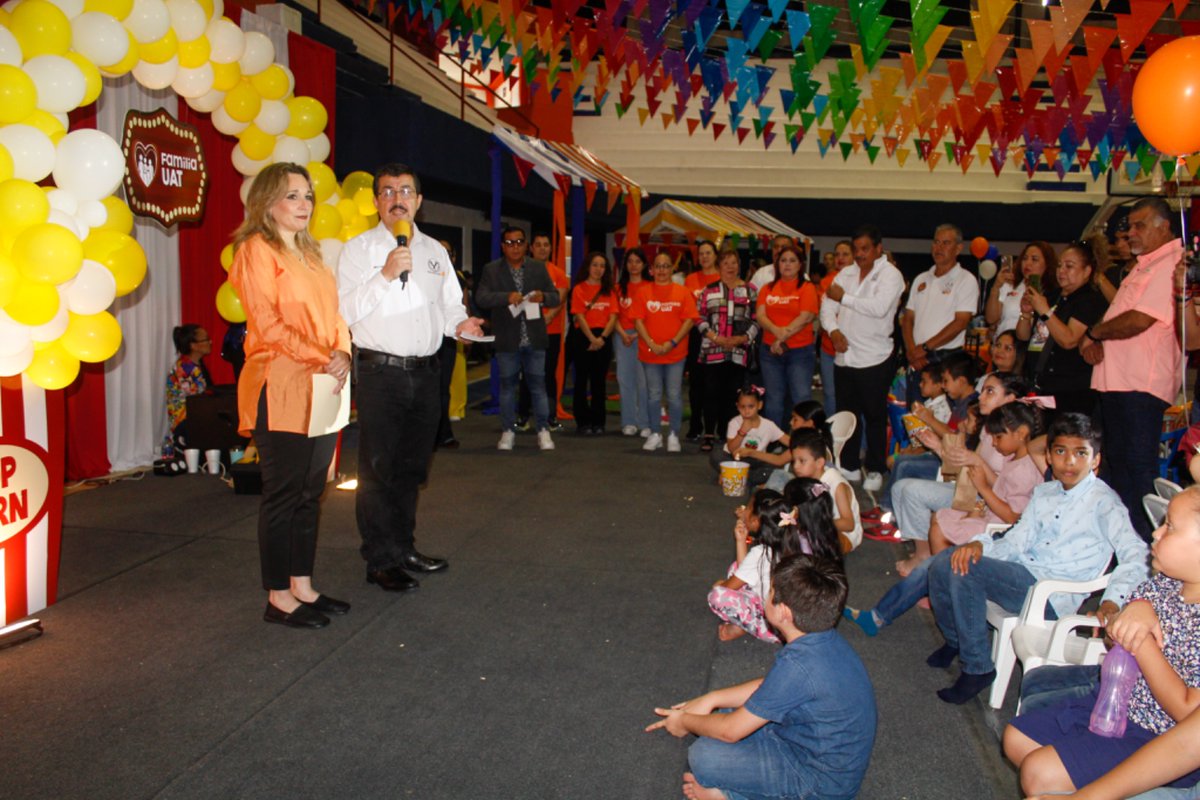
[863,471,884,492]
[621,425,638,436]
[497,430,515,450]
[537,429,555,450]
[639,428,652,438]
[666,433,681,452]
[643,433,663,451]
[842,468,862,481]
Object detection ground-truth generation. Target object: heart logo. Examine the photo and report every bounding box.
[646,300,662,312]
[135,142,157,187]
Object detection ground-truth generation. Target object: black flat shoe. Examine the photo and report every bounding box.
[264,602,329,629]
[303,594,351,615]
[400,551,448,573]
[438,437,460,450]
[367,567,419,592]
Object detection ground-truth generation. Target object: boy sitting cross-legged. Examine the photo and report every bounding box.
[646,554,877,800]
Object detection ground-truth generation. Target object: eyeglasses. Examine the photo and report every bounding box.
[377,186,417,199]
[503,238,526,246]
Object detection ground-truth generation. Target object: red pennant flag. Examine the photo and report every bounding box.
[605,183,621,214]
[736,127,750,144]
[553,172,573,195]
[512,154,536,187]
[686,118,700,135]
[712,123,726,140]
[946,60,967,95]
[624,191,642,248]
[582,179,598,211]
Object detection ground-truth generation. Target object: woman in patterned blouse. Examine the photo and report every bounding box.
[695,248,759,452]
[162,323,213,458]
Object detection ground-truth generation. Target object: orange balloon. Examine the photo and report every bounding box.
[1133,36,1200,157]
[970,236,988,260]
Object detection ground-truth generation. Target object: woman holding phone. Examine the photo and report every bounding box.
[985,242,1058,338]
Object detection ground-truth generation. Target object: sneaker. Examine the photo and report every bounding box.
[842,468,862,481]
[621,425,638,436]
[537,429,555,450]
[643,433,663,451]
[548,419,564,432]
[497,430,515,450]
[863,471,884,492]
[514,417,531,432]
[639,428,652,438]
[666,433,681,452]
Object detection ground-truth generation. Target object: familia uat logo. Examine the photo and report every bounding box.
[122,108,208,226]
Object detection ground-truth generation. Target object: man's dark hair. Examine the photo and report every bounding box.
[851,224,882,246]
[502,225,526,239]
[939,351,978,384]
[1131,196,1173,226]
[1048,412,1102,453]
[531,232,551,245]
[373,163,421,196]
[770,554,848,633]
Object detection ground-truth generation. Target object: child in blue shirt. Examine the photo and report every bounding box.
[647,554,877,800]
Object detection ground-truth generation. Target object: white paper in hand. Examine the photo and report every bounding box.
[309,374,351,437]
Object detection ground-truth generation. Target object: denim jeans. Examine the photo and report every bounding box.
[820,349,837,417]
[759,342,815,429]
[1098,391,1169,541]
[882,452,941,512]
[497,346,549,431]
[614,329,649,430]
[643,359,685,434]
[873,558,931,625]
[892,478,955,541]
[928,550,1044,674]
[689,726,816,800]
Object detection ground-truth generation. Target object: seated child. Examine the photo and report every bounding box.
[891,362,952,462]
[1005,486,1200,797]
[648,554,877,800]
[740,401,829,474]
[925,412,1150,704]
[711,386,789,487]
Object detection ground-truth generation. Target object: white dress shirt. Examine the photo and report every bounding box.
[749,263,775,291]
[337,221,468,357]
[904,263,979,348]
[819,254,904,368]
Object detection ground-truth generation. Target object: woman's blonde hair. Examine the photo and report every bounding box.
[233,162,322,261]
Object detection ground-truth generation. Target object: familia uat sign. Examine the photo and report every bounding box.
[122,108,208,226]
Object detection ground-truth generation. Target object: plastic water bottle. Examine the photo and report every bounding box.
[1089,644,1142,738]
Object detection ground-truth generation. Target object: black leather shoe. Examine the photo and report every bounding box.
[439,437,460,450]
[303,594,351,615]
[400,551,448,573]
[264,602,329,629]
[367,567,419,592]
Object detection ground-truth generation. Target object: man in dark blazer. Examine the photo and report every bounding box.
[475,225,562,451]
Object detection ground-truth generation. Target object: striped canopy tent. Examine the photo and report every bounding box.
[619,200,810,266]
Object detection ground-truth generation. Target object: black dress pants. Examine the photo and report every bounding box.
[572,329,612,430]
[354,357,440,571]
[833,357,894,474]
[435,335,457,442]
[253,388,337,590]
[686,328,706,436]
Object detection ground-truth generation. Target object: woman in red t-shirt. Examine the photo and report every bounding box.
[818,239,853,416]
[757,245,820,428]
[684,240,721,441]
[569,251,619,435]
[632,252,700,452]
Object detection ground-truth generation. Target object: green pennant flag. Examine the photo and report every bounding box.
[846,0,894,70]
[800,111,816,129]
[757,29,783,62]
[840,141,854,161]
[866,144,881,163]
[1162,158,1177,182]
[909,0,947,69]
[805,4,839,62]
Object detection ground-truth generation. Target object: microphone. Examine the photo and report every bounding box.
[392,219,412,287]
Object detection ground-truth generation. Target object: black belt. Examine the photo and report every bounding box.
[357,349,437,370]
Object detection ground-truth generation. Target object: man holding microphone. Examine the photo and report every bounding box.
[338,163,484,593]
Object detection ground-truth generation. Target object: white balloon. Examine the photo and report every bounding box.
[205,16,242,63]
[124,0,171,44]
[305,133,330,163]
[24,54,87,113]
[211,104,248,135]
[46,208,85,239]
[47,187,79,216]
[279,64,294,96]
[46,0,83,19]
[51,111,69,129]
[0,23,23,67]
[231,144,268,176]
[0,310,32,359]
[0,341,34,376]
[319,237,342,266]
[978,259,998,281]
[238,31,273,76]
[28,289,70,342]
[132,55,178,89]
[239,175,253,205]
[185,87,224,113]
[77,199,107,229]
[52,129,125,202]
[165,0,206,40]
[254,99,288,135]
[209,0,222,20]
[0,124,55,182]
[64,259,117,314]
[171,61,213,98]
[271,135,309,166]
[72,11,130,66]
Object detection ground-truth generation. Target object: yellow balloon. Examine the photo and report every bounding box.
[177,35,210,68]
[215,280,244,323]
[0,65,39,125]
[353,186,377,217]
[335,197,360,227]
[4,280,60,326]
[341,216,369,241]
[20,110,66,139]
[0,143,12,184]
[100,31,140,77]
[0,8,10,26]
[61,310,122,362]
[285,96,327,139]
[307,161,337,204]
[25,341,80,389]
[219,242,234,271]
[250,64,288,101]
[223,80,261,123]
[0,179,51,237]
[10,1,72,59]
[308,204,340,240]
[237,124,275,161]
[14,222,83,284]
[194,0,213,19]
[0,253,20,308]
[340,170,374,201]
[99,196,134,234]
[83,0,134,19]
[210,59,240,91]
[82,230,147,296]
[139,28,178,64]
[64,53,104,107]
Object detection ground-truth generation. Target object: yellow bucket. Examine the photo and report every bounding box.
[719,460,750,497]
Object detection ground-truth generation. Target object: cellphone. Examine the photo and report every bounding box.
[1027,273,1042,293]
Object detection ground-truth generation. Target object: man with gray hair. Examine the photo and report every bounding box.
[1081,196,1182,541]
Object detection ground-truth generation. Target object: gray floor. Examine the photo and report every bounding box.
[1,411,1021,799]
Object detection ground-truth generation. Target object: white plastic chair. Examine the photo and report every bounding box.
[1010,613,1108,714]
[1144,494,1168,530]
[828,411,856,472]
[1154,477,1183,500]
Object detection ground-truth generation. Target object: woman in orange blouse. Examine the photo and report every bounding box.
[229,163,352,630]
[757,245,820,428]
[569,251,619,434]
